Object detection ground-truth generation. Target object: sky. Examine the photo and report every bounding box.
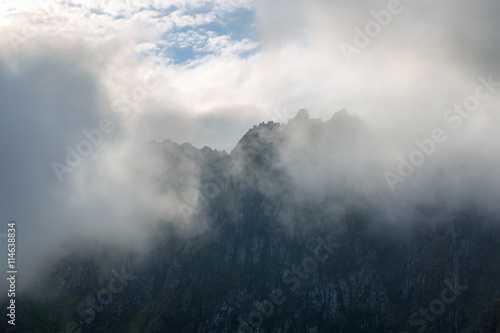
[0,0,499,290]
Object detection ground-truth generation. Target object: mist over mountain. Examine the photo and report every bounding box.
[3,109,500,333]
[1,1,500,332]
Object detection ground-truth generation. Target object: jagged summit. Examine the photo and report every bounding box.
[151,109,363,159]
[324,108,363,132]
[293,108,310,120]
[287,108,360,127]
[331,108,349,120]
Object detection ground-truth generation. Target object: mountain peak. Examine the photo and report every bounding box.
[332,108,349,119]
[293,108,310,121]
[326,108,362,126]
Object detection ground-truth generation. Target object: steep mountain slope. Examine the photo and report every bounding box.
[3,110,500,333]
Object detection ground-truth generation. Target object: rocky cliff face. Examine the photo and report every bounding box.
[4,111,500,333]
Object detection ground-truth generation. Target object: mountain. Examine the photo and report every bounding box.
[3,110,500,333]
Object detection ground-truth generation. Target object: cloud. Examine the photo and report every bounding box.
[0,0,499,293]
[239,0,500,224]
[0,0,259,292]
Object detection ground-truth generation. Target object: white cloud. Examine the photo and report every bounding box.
[1,0,500,292]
